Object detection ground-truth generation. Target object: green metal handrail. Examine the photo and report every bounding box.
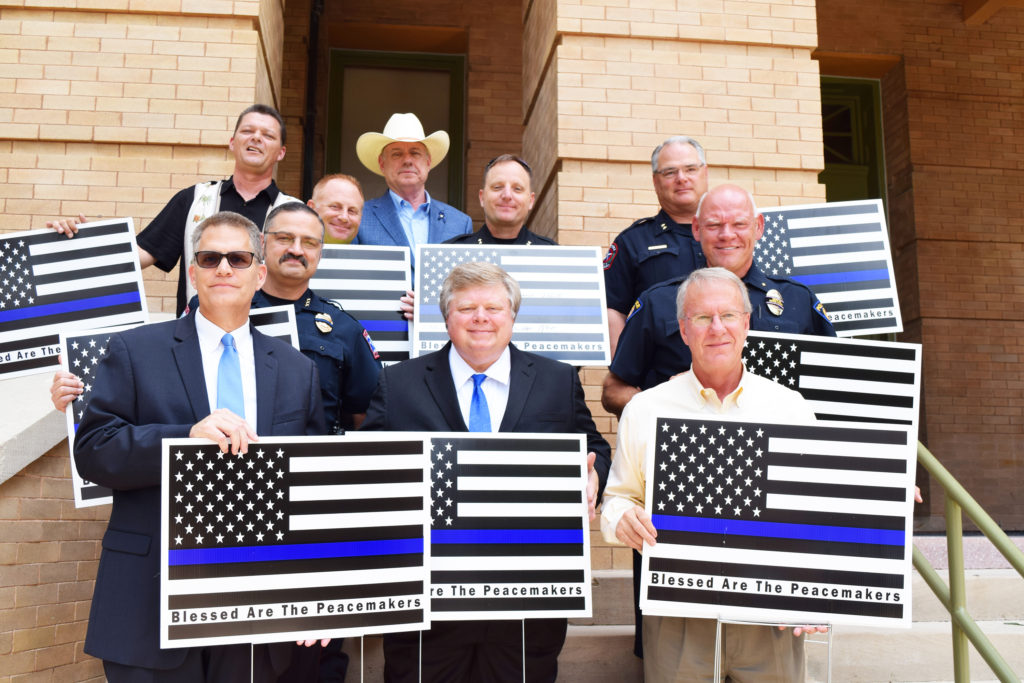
[913,441,1024,683]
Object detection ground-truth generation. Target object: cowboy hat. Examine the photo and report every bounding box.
[356,113,450,175]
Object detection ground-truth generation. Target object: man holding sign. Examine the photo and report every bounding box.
[601,267,823,683]
[363,261,610,683]
[73,212,324,682]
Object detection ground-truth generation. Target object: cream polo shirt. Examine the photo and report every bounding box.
[600,367,816,543]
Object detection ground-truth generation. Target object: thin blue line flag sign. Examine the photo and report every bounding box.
[428,433,593,621]
[754,199,902,337]
[640,417,915,629]
[0,218,149,379]
[413,245,610,366]
[160,434,430,648]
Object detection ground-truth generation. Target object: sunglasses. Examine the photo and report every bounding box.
[194,250,256,269]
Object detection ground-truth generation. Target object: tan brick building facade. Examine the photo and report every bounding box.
[2,0,1023,678]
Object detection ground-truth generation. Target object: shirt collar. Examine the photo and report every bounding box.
[682,366,746,412]
[389,188,431,213]
[448,344,511,389]
[194,308,252,352]
[222,176,279,202]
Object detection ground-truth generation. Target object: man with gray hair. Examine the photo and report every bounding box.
[603,136,709,351]
[73,210,324,682]
[601,266,825,683]
[362,261,611,683]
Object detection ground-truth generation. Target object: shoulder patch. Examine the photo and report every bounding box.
[815,301,829,317]
[625,298,643,322]
[603,242,618,270]
[362,329,380,360]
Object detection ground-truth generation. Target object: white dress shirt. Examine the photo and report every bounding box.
[194,310,258,428]
[448,345,511,432]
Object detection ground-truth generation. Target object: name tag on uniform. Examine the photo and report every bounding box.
[648,244,668,251]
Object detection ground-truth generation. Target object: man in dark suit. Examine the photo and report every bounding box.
[74,211,325,682]
[353,113,472,266]
[362,261,611,683]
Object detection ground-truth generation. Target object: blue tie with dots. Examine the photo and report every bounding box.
[217,333,244,417]
[469,373,491,432]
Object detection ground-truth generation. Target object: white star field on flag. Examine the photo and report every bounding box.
[169,447,287,548]
[0,239,34,308]
[754,214,793,277]
[651,421,770,520]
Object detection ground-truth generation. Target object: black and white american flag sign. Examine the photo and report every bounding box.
[63,307,299,509]
[428,434,592,621]
[743,330,922,429]
[160,435,430,648]
[755,200,902,336]
[641,417,914,628]
[310,244,411,364]
[0,219,148,379]
[413,245,610,366]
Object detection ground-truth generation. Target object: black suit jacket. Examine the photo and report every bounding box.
[74,313,324,670]
[362,343,610,498]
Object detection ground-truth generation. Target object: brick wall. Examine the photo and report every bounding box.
[1,442,107,682]
[0,3,285,314]
[817,0,1024,528]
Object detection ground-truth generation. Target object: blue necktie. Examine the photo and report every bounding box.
[468,373,491,432]
[217,333,244,417]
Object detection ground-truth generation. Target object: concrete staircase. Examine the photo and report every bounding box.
[342,553,1024,681]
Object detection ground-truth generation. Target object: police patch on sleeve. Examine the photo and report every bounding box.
[625,298,643,321]
[815,301,829,318]
[603,242,618,270]
[362,329,380,360]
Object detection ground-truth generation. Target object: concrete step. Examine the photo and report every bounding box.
[339,569,1023,681]
[806,620,1024,682]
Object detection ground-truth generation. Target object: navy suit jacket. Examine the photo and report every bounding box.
[354,193,472,256]
[74,314,324,670]
[362,343,611,499]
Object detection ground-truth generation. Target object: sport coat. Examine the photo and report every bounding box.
[362,343,610,496]
[74,313,324,670]
[354,193,473,256]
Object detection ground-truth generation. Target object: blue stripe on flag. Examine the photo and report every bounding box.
[0,291,141,323]
[791,269,891,286]
[651,514,904,546]
[431,529,583,544]
[360,320,409,332]
[168,537,423,566]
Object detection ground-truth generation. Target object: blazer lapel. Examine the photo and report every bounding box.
[424,344,468,431]
[171,315,212,423]
[252,328,277,434]
[373,194,409,248]
[427,201,448,243]
[499,345,535,430]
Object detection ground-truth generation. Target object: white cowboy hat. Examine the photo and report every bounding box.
[356,113,450,175]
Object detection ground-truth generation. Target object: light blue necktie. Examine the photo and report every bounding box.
[469,373,491,432]
[217,333,244,417]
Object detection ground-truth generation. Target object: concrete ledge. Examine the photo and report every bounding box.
[0,370,66,486]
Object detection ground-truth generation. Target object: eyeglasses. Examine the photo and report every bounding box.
[266,230,323,251]
[686,310,747,328]
[656,164,705,179]
[194,250,256,269]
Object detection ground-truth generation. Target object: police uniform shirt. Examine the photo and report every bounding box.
[602,209,702,315]
[443,224,557,245]
[137,177,286,315]
[251,290,382,433]
[609,264,836,391]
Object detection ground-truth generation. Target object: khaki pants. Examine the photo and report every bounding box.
[643,615,805,683]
